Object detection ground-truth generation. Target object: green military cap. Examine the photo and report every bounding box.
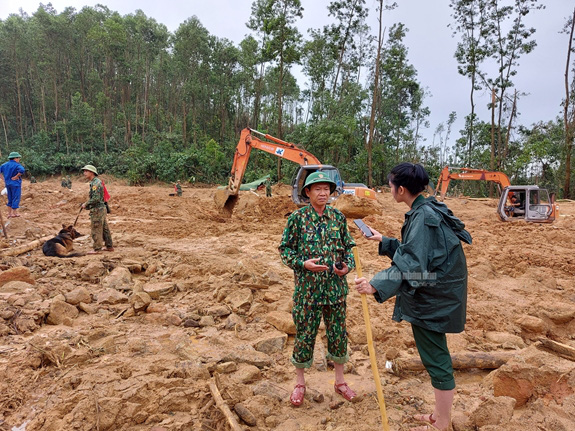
[8,152,22,159]
[81,164,98,175]
[301,171,337,197]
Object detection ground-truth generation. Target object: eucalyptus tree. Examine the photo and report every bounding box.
[247,0,303,140]
[562,7,575,198]
[449,0,493,165]
[122,11,169,144]
[326,0,369,93]
[301,28,337,121]
[208,37,241,140]
[484,0,543,171]
[0,13,32,144]
[237,36,261,128]
[373,23,428,181]
[172,17,212,146]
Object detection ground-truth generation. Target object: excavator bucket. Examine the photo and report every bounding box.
[214,188,238,216]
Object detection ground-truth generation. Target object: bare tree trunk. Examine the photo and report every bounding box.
[489,87,496,198]
[504,90,518,163]
[63,118,69,155]
[16,71,24,145]
[1,115,8,154]
[563,7,575,199]
[367,1,385,189]
[277,54,284,181]
[41,84,47,131]
[468,72,476,166]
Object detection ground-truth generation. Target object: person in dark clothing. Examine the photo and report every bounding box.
[354,163,471,431]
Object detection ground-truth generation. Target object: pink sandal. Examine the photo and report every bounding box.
[289,384,306,406]
[334,382,356,401]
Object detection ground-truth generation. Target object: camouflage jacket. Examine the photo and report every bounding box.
[85,177,105,210]
[279,205,356,306]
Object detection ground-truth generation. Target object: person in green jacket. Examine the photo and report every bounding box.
[279,171,357,406]
[354,163,471,431]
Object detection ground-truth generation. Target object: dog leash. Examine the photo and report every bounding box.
[73,206,83,227]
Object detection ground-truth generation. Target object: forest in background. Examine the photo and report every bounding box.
[0,0,574,197]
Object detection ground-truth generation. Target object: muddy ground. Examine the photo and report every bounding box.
[0,177,574,431]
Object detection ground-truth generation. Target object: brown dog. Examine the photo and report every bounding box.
[42,225,84,257]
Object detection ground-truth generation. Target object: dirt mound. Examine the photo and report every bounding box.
[0,178,574,430]
[332,193,383,219]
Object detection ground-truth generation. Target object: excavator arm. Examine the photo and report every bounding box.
[226,128,320,196]
[215,128,321,214]
[435,166,511,200]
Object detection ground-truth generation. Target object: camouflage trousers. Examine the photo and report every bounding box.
[89,206,113,250]
[291,301,349,368]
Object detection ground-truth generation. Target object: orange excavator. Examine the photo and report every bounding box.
[434,166,558,223]
[435,166,511,200]
[214,128,376,214]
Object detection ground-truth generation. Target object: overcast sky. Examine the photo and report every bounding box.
[1,1,573,146]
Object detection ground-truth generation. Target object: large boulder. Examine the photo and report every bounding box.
[130,291,152,312]
[0,280,34,294]
[81,261,106,282]
[97,289,129,305]
[253,333,287,355]
[65,286,92,305]
[266,311,296,335]
[46,300,79,325]
[469,396,516,428]
[142,281,175,299]
[225,288,253,313]
[0,266,35,286]
[492,345,575,406]
[102,267,132,291]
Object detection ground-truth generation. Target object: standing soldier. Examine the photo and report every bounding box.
[265,177,272,197]
[279,171,357,407]
[81,165,114,254]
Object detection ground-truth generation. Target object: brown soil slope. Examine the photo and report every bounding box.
[0,178,574,431]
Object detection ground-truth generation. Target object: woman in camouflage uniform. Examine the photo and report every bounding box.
[279,171,357,407]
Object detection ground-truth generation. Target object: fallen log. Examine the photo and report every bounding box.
[208,377,243,431]
[0,235,52,257]
[386,350,519,373]
[538,338,575,362]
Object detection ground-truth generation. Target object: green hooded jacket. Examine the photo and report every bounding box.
[370,195,471,333]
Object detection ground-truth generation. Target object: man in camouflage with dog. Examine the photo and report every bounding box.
[81,165,113,255]
[279,171,357,407]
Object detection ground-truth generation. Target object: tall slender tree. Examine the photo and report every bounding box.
[484,0,543,171]
[449,0,492,165]
[562,7,575,198]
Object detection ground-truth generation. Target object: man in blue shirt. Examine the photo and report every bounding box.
[0,152,26,218]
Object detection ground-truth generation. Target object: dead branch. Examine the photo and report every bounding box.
[208,378,243,431]
[538,338,575,362]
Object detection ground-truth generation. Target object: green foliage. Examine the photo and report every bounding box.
[0,1,568,197]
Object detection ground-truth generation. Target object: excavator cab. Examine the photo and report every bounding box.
[498,186,557,222]
[291,165,344,205]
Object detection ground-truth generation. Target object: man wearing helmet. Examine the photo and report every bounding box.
[81,164,114,254]
[279,171,357,407]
